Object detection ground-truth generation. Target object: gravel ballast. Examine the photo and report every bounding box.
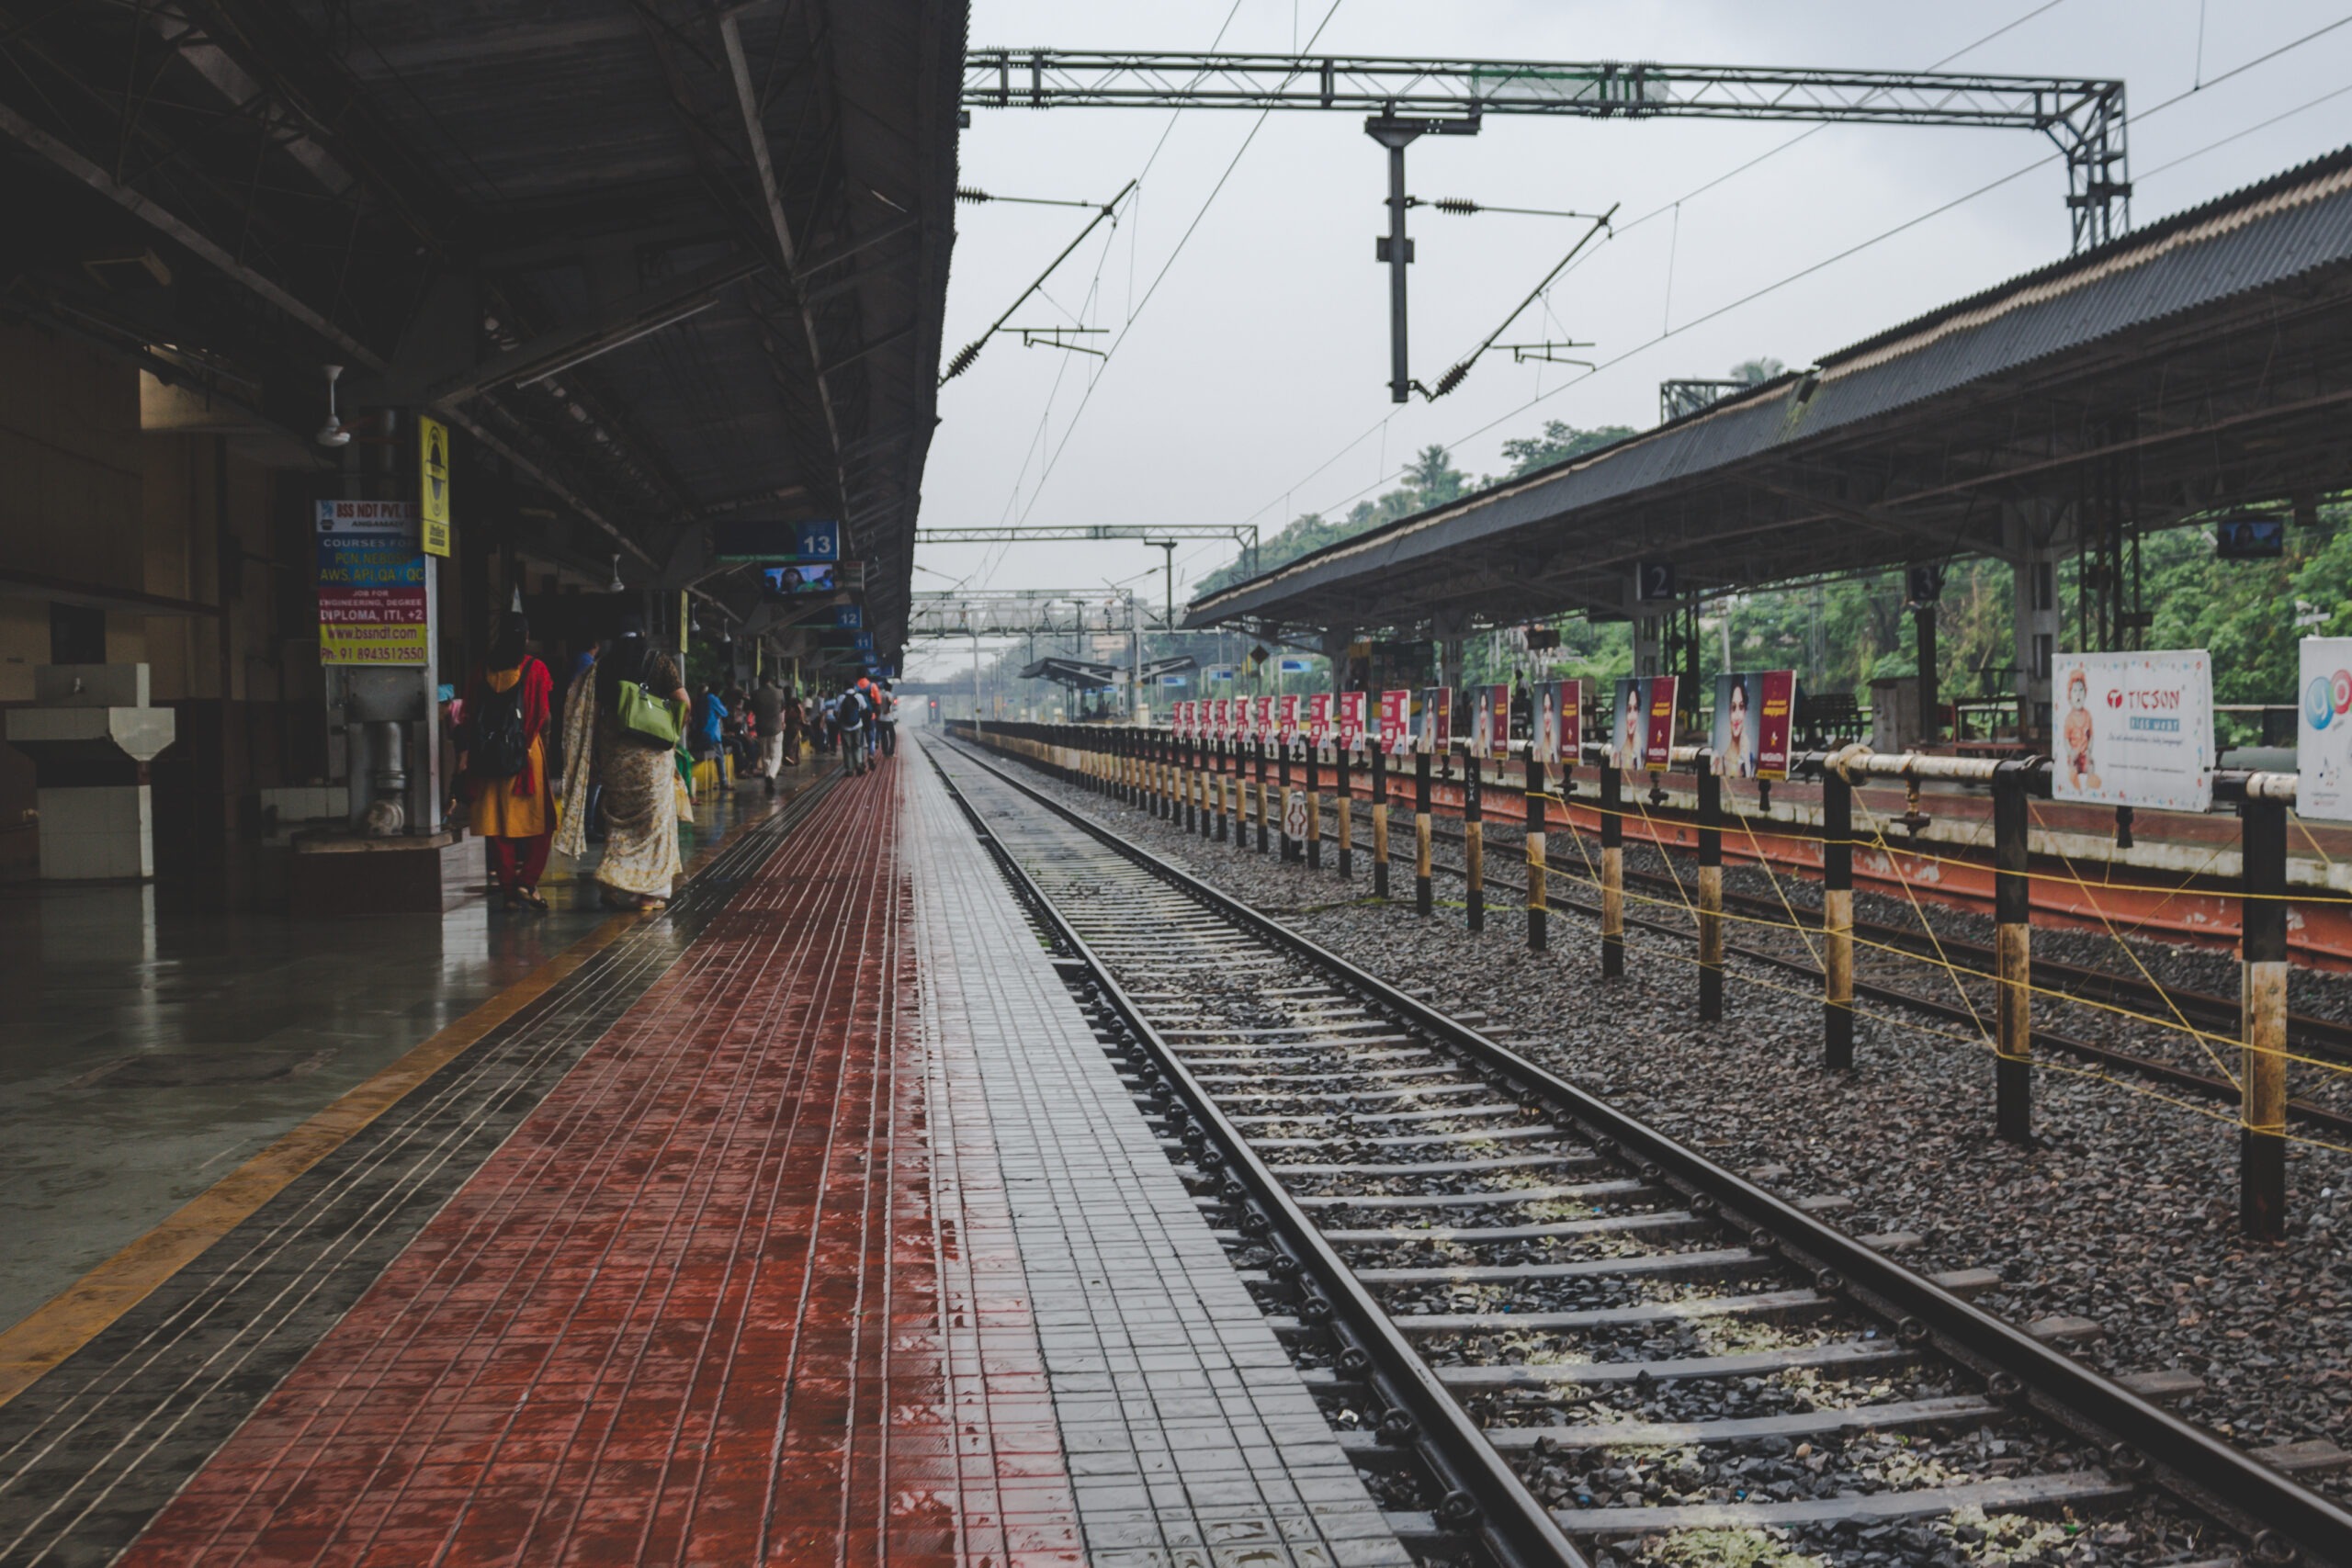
[978,746,2352,1510]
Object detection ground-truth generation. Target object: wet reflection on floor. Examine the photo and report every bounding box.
[0,768,824,1333]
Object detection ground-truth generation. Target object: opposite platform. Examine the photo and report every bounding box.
[0,743,1400,1566]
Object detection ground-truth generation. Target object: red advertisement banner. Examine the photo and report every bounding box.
[1476,683,1510,761]
[1253,694,1274,742]
[1276,694,1300,742]
[1306,693,1330,746]
[1338,691,1366,750]
[1378,690,1410,754]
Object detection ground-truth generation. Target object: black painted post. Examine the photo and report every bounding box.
[1994,764,2031,1145]
[1600,763,1624,978]
[1697,758,1723,1022]
[1277,742,1295,861]
[1372,744,1391,898]
[1184,734,1198,833]
[1525,756,1547,952]
[1214,741,1228,841]
[1256,741,1270,854]
[1306,743,1323,871]
[1823,764,1855,1070]
[1463,746,1485,933]
[1414,750,1433,918]
[1335,743,1353,880]
[2242,793,2289,1239]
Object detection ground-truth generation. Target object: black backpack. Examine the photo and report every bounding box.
[471,671,532,778]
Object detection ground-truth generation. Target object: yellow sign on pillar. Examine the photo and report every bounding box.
[418,413,452,557]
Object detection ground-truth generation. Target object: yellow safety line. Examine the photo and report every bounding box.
[0,908,646,1410]
[0,777,818,1410]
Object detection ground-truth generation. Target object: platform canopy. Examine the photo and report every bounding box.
[0,0,963,655]
[1186,145,2352,638]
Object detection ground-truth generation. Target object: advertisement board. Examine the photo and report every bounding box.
[1419,686,1452,753]
[1338,692,1366,751]
[1306,693,1330,747]
[764,563,837,595]
[2050,650,2214,812]
[1253,694,1274,743]
[1378,690,1411,755]
[1472,683,1510,761]
[316,501,428,666]
[2300,640,2352,820]
[1276,694,1300,743]
[1710,671,1799,781]
[1531,679,1586,765]
[1611,676,1678,774]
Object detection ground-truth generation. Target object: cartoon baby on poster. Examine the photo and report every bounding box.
[2061,665,2102,792]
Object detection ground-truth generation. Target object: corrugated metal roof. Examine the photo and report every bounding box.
[1193,141,2352,628]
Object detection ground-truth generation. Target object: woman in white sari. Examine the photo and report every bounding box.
[553,619,689,910]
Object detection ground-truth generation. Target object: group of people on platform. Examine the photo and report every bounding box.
[450,611,894,917]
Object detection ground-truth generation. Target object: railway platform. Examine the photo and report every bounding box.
[0,745,1405,1567]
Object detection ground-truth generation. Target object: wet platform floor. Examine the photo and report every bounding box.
[0,739,1402,1566]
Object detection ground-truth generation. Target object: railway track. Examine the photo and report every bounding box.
[930,734,2352,1568]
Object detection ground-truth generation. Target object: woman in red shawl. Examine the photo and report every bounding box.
[460,611,558,910]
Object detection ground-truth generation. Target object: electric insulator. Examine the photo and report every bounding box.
[956,186,992,204]
[943,340,984,380]
[1430,360,1471,399]
[1434,197,1479,215]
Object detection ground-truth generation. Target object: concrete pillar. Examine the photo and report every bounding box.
[1631,613,1662,680]
[2007,506,2064,746]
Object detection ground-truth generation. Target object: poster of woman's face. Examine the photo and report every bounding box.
[1712,673,1763,778]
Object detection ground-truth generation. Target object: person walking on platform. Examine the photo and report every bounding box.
[835,683,871,775]
[554,613,688,912]
[458,612,557,911]
[750,673,786,795]
[781,690,807,767]
[873,680,899,758]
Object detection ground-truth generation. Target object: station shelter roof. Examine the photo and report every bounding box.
[1186,144,2352,639]
[1,0,965,655]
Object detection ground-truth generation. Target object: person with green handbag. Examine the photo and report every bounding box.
[552,613,689,911]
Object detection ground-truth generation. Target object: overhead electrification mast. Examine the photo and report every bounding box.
[963,52,2129,400]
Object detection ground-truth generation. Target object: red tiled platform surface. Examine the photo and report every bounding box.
[119,756,1077,1567]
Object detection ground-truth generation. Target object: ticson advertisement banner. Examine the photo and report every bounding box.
[2051,650,2214,812]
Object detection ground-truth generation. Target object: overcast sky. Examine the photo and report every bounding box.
[904,0,2352,680]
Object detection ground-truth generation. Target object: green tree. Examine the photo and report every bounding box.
[1729,356,1786,385]
[1499,421,1637,478]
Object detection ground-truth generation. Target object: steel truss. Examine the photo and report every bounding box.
[965,50,2129,400]
[917,523,1261,574]
[907,588,1139,639]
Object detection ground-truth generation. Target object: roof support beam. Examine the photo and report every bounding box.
[718,7,845,484]
[0,100,386,371]
[430,254,765,405]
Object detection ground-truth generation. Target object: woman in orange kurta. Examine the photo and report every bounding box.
[461,613,558,910]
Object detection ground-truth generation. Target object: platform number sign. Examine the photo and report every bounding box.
[833,604,863,629]
[1635,559,1677,603]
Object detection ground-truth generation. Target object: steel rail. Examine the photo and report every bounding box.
[945,727,2352,1566]
[922,746,1587,1568]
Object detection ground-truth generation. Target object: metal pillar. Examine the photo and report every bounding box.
[1256,740,1271,854]
[1697,758,1723,1021]
[1994,762,2033,1144]
[2242,795,2289,1239]
[1306,743,1322,871]
[1372,744,1391,898]
[1414,750,1433,917]
[1367,118,1422,405]
[1525,756,1547,952]
[1824,765,1855,1069]
[1463,745,1484,933]
[1335,744,1353,879]
[1600,763,1623,977]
